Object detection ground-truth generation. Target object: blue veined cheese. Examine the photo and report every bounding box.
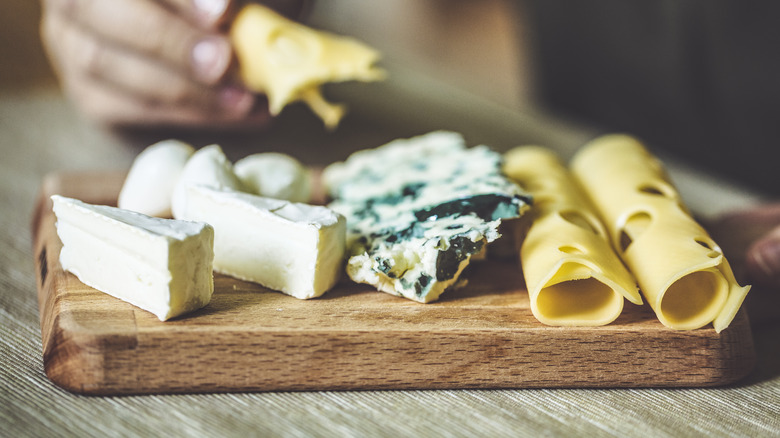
[323,131,531,303]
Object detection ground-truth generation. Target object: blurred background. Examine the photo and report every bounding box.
[0,0,774,209]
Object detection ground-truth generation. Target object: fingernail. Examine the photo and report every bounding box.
[218,85,255,114]
[193,0,228,25]
[750,238,780,284]
[191,36,231,84]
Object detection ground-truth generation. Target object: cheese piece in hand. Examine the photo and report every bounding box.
[230,3,385,129]
[504,146,641,327]
[234,152,311,203]
[179,186,345,299]
[118,139,194,217]
[570,134,751,332]
[323,131,531,303]
[51,195,214,321]
[171,144,245,219]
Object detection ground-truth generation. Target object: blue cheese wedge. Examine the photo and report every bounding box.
[178,185,346,299]
[323,131,531,303]
[51,195,214,321]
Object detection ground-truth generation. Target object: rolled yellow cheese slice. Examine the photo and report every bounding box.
[504,146,641,326]
[230,4,386,129]
[570,134,750,332]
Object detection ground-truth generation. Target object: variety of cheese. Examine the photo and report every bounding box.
[570,134,751,332]
[62,130,753,331]
[231,4,385,129]
[323,131,531,303]
[234,152,311,203]
[52,195,214,321]
[177,185,346,299]
[118,139,194,217]
[504,146,641,326]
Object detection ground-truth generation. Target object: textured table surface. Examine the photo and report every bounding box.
[2,3,779,436]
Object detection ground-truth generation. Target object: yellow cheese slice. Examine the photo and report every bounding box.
[570,134,751,332]
[230,4,386,129]
[504,146,641,327]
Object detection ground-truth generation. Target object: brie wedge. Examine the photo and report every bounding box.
[178,185,346,299]
[52,195,215,321]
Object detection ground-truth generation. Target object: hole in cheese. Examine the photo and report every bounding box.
[536,277,621,323]
[618,211,651,253]
[660,270,728,330]
[638,183,673,198]
[559,210,597,234]
[558,245,584,255]
[694,238,722,258]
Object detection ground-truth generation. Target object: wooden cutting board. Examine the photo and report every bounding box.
[31,171,756,395]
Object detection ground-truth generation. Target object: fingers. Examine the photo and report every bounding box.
[159,0,235,28]
[67,77,253,127]
[66,72,271,128]
[156,0,309,28]
[44,8,267,127]
[48,0,231,85]
[40,0,312,128]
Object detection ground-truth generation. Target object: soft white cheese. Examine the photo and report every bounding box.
[118,139,195,217]
[179,185,346,299]
[171,144,245,220]
[51,195,215,321]
[234,152,311,203]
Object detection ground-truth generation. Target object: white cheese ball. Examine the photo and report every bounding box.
[171,144,245,219]
[118,139,195,217]
[234,152,311,203]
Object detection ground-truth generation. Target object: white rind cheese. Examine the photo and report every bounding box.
[52,195,215,321]
[234,152,311,203]
[118,139,195,217]
[323,131,531,303]
[171,144,245,220]
[179,185,346,299]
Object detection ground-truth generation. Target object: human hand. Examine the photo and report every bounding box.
[40,0,306,129]
[709,203,780,324]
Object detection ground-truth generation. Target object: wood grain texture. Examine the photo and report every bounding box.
[32,172,756,395]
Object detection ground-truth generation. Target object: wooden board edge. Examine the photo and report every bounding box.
[45,316,756,396]
[32,171,140,395]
